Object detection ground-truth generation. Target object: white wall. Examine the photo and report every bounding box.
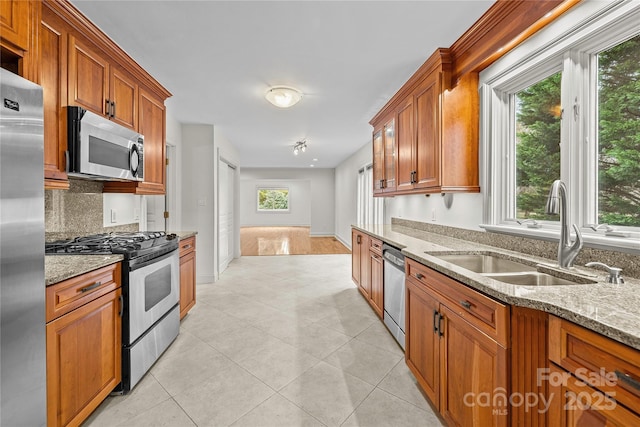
[334,141,373,247]
[333,139,485,247]
[240,179,311,228]
[165,103,183,232]
[240,168,335,235]
[103,194,142,227]
[181,124,215,283]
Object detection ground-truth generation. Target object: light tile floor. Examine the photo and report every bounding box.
[85,255,444,427]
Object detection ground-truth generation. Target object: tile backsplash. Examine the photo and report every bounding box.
[393,217,640,279]
[45,179,138,239]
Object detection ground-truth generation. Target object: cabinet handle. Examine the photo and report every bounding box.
[438,313,444,337]
[118,294,123,317]
[80,281,102,293]
[460,300,472,310]
[182,244,192,250]
[433,310,439,333]
[415,273,424,280]
[357,235,361,244]
[105,100,111,117]
[111,101,116,118]
[616,370,640,393]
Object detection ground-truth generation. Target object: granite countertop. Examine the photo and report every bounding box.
[45,255,123,286]
[169,231,197,240]
[353,224,640,351]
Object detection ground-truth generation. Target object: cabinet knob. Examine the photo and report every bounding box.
[416,273,424,280]
[460,300,472,310]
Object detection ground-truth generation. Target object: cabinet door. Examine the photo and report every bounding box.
[396,98,415,192]
[414,72,441,189]
[439,304,508,427]
[179,250,196,319]
[68,35,109,117]
[359,234,371,298]
[0,0,29,51]
[369,250,383,318]
[351,230,362,286]
[136,88,166,194]
[372,129,384,194]
[46,288,122,427]
[406,278,441,408]
[41,7,69,188]
[547,364,640,427]
[110,66,138,130]
[383,118,397,193]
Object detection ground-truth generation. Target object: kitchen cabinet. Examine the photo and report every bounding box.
[46,262,122,427]
[0,0,30,52]
[351,229,370,298]
[548,315,640,423]
[68,34,138,130]
[370,48,479,196]
[40,4,70,188]
[351,229,384,318]
[39,0,170,193]
[179,236,197,319]
[368,237,384,318]
[405,258,508,426]
[372,116,397,195]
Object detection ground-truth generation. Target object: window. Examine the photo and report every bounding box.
[357,164,384,225]
[257,187,289,212]
[480,1,640,252]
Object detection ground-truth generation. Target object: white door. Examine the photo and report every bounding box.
[218,160,235,273]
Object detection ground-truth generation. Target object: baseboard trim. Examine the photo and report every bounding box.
[335,234,351,251]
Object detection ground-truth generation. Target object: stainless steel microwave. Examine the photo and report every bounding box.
[67,106,143,181]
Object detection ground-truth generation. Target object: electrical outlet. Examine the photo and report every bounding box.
[198,197,207,206]
[133,208,140,220]
[431,208,436,222]
[110,209,117,223]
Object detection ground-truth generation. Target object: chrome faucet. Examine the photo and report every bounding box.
[545,180,583,268]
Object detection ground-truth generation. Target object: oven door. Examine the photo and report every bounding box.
[127,249,179,344]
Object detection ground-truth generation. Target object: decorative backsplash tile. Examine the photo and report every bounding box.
[392,218,640,279]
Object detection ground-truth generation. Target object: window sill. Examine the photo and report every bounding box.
[480,224,640,255]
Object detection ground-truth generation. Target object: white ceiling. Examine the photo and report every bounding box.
[70,0,494,168]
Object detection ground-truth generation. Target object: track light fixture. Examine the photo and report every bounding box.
[293,140,307,155]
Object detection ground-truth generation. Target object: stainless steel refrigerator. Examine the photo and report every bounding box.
[0,68,46,426]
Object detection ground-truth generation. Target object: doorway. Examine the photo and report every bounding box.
[218,158,236,273]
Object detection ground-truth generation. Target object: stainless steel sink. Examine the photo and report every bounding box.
[433,254,536,274]
[484,272,595,286]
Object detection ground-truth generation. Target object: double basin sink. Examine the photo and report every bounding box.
[432,253,597,286]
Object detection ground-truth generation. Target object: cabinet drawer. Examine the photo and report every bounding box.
[406,258,509,346]
[46,263,121,322]
[369,237,383,255]
[179,236,196,257]
[549,315,640,414]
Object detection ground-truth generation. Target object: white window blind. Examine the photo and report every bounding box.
[357,164,384,225]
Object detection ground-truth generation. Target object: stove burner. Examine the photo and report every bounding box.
[46,231,178,260]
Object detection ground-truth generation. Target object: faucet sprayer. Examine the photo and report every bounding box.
[545,180,583,268]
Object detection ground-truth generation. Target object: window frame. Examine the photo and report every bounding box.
[479,0,640,253]
[256,187,290,213]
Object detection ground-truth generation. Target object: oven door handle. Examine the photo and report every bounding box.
[128,248,178,271]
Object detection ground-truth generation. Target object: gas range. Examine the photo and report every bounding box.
[46,231,179,263]
[46,230,181,393]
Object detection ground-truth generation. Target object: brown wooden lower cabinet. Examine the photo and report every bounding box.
[405,262,508,426]
[351,229,383,319]
[179,236,196,319]
[46,263,122,427]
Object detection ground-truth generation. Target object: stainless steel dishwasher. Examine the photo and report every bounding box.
[383,244,405,350]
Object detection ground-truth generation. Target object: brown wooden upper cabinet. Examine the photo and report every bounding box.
[39,0,170,194]
[370,48,479,196]
[68,35,138,130]
[0,0,30,52]
[372,115,397,195]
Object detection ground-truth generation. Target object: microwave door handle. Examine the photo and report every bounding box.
[130,144,139,176]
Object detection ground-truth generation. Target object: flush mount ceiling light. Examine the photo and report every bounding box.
[293,139,307,155]
[265,86,303,108]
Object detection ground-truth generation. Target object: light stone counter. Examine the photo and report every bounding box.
[45,255,123,286]
[353,224,640,351]
[168,231,197,240]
